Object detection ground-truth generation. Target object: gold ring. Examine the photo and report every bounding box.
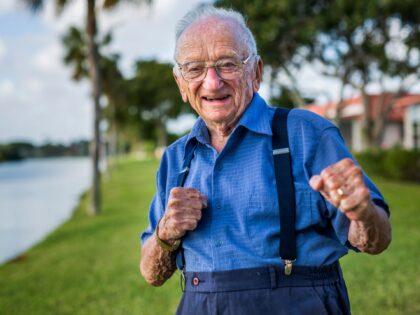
[337,188,345,197]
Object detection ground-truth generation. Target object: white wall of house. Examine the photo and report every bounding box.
[404,104,420,149]
[352,120,364,152]
[382,123,402,148]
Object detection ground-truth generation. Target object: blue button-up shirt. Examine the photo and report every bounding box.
[141,93,388,272]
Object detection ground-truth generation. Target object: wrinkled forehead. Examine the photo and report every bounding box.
[175,17,248,62]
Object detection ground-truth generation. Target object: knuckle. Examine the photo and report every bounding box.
[321,168,333,179]
[186,220,197,230]
[342,158,353,166]
[361,187,370,199]
[196,210,202,220]
[170,187,182,197]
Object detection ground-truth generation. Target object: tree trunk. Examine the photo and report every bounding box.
[86,0,102,215]
[156,120,167,148]
[360,86,373,149]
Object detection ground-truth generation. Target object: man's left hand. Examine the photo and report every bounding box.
[309,158,374,222]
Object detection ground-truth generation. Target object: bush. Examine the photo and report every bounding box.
[383,147,420,182]
[355,149,387,176]
[355,147,420,182]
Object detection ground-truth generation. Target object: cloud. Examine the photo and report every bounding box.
[0,79,14,96]
[40,0,85,34]
[31,42,64,74]
[0,39,5,61]
[0,0,19,12]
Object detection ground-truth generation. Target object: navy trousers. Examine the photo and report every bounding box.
[176,263,351,315]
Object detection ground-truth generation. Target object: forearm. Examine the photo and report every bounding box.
[139,232,177,286]
[348,202,392,254]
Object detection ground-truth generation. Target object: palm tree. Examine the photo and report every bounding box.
[24,0,151,215]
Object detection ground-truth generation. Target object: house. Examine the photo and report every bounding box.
[305,93,420,152]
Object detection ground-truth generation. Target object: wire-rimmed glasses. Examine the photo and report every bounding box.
[177,54,256,82]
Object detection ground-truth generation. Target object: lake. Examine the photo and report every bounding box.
[0,157,91,264]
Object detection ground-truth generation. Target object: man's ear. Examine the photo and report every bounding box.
[252,57,263,92]
[173,71,188,103]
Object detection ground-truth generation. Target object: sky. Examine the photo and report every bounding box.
[0,0,214,144]
[2,0,412,145]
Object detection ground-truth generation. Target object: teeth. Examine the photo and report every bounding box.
[205,96,228,101]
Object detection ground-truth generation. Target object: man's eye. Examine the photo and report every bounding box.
[218,60,238,71]
[186,64,204,73]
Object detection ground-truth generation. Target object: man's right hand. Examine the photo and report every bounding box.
[158,187,207,243]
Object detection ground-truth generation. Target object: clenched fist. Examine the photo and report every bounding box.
[158,187,208,243]
[309,158,374,222]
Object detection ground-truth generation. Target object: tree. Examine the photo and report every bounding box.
[127,60,190,147]
[308,0,419,147]
[215,0,333,107]
[216,0,419,148]
[24,0,152,215]
[62,26,128,158]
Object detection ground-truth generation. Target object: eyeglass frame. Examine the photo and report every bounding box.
[176,54,257,83]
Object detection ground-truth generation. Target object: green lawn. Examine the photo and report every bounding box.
[0,160,419,315]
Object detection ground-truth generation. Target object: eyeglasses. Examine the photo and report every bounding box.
[177,54,256,82]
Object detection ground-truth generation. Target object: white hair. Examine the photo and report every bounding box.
[174,4,258,61]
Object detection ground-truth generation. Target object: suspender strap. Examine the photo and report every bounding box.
[177,140,198,187]
[272,108,297,274]
[176,139,198,273]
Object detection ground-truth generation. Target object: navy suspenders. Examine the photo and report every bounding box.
[272,108,297,275]
[175,107,296,275]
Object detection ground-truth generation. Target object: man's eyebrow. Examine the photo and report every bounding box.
[181,53,241,64]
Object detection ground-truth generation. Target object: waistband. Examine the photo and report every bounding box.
[183,262,343,293]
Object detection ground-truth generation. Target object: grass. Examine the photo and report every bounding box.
[0,160,419,314]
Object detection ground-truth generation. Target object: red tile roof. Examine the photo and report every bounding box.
[305,93,420,122]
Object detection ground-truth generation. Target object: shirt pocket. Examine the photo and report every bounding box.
[246,185,326,257]
[294,186,326,231]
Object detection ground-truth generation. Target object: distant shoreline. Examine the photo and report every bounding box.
[0,141,89,163]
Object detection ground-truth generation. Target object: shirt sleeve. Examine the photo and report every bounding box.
[311,126,390,249]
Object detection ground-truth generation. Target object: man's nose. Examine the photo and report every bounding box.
[202,67,223,90]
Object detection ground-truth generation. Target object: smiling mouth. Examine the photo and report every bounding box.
[202,95,230,101]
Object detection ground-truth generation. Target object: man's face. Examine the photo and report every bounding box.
[174,17,262,130]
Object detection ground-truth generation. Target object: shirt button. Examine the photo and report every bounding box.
[216,204,221,209]
[215,241,223,247]
[216,164,223,171]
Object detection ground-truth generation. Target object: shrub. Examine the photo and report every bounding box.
[355,147,420,182]
[383,147,420,182]
[354,149,387,177]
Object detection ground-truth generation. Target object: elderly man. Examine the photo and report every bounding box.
[140,5,391,315]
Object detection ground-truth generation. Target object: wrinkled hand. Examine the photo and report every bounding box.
[158,187,207,242]
[309,158,374,222]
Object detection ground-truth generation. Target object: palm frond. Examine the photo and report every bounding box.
[22,0,44,12]
[102,0,152,10]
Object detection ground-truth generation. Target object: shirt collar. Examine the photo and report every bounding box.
[237,92,273,136]
[185,92,273,150]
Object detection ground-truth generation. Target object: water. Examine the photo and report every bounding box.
[0,157,91,264]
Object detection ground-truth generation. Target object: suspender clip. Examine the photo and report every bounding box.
[284,259,295,276]
[180,268,186,292]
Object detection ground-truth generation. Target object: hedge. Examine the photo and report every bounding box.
[355,147,420,182]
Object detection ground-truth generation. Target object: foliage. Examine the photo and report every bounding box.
[355,147,420,182]
[215,0,331,106]
[383,147,420,182]
[0,142,33,161]
[0,160,419,314]
[62,25,188,149]
[127,60,189,146]
[215,0,420,146]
